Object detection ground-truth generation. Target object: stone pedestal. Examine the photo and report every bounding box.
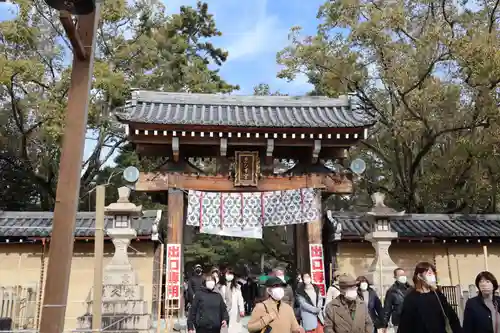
[365,233,398,296]
[104,228,138,285]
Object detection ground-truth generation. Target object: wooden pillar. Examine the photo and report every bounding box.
[38,7,100,333]
[167,189,185,314]
[295,224,309,273]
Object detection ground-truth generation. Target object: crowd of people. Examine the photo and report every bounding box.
[184,261,500,333]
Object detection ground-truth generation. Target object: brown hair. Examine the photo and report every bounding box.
[412,262,437,290]
[356,275,370,284]
[475,271,499,293]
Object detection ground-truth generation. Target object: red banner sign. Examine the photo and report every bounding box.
[166,244,181,308]
[309,244,326,297]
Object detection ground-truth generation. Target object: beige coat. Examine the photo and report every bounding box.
[324,296,373,333]
[247,298,301,333]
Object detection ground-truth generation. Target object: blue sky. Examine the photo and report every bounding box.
[0,0,324,166]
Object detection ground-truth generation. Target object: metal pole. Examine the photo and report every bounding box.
[38,5,101,333]
[93,185,105,332]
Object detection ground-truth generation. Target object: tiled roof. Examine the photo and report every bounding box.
[116,90,374,128]
[328,213,500,240]
[0,210,161,238]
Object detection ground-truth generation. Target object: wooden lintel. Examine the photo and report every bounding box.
[59,11,86,60]
[136,172,353,193]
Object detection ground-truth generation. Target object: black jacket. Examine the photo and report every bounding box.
[187,274,204,303]
[383,281,410,326]
[463,295,500,333]
[397,289,462,333]
[187,287,229,331]
[358,288,384,329]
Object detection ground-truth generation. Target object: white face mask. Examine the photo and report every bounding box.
[397,276,407,284]
[359,282,368,291]
[269,287,285,301]
[226,274,234,282]
[423,274,437,286]
[206,280,216,290]
[344,288,358,300]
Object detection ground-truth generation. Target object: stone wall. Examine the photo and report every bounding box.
[0,241,155,331]
[336,242,500,291]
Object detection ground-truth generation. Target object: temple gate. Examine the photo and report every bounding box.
[116,90,375,321]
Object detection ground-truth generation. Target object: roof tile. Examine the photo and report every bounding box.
[0,210,160,238]
[327,213,500,240]
[117,91,374,128]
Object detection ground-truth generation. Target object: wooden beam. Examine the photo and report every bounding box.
[59,11,86,60]
[135,172,353,193]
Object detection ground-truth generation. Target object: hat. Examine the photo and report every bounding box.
[265,276,287,287]
[337,273,357,290]
[194,264,202,269]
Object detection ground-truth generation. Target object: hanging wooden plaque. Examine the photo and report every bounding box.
[234,151,260,187]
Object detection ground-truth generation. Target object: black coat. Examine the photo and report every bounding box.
[383,281,410,327]
[397,289,462,333]
[187,287,229,331]
[463,295,500,333]
[358,288,384,329]
[187,274,204,303]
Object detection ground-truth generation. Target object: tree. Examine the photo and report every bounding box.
[0,0,238,210]
[253,83,287,96]
[278,0,500,213]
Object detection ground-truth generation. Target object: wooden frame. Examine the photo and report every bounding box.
[234,151,260,187]
[135,172,353,193]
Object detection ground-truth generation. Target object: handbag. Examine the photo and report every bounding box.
[434,291,453,333]
[260,302,273,333]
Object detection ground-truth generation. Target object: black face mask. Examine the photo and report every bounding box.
[195,268,202,275]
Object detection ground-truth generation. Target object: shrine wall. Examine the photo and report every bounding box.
[336,242,500,293]
[0,241,155,331]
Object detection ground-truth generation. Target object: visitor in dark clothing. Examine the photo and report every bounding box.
[383,267,410,330]
[356,276,384,332]
[187,264,204,304]
[463,271,500,333]
[242,276,258,315]
[187,274,229,333]
[397,261,462,333]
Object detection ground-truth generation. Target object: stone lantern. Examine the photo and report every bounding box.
[364,192,405,295]
[103,186,142,285]
[79,186,150,332]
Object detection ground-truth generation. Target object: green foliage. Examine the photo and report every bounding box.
[253,83,287,96]
[0,0,237,210]
[278,0,500,213]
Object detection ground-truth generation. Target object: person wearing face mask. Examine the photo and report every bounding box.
[325,272,341,308]
[272,268,295,308]
[397,262,461,333]
[187,264,204,305]
[324,273,373,333]
[296,273,324,333]
[219,269,245,333]
[356,276,383,333]
[382,268,410,331]
[187,275,229,333]
[463,271,500,333]
[247,276,304,333]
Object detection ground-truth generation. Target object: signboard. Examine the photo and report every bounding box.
[165,244,181,309]
[234,151,260,187]
[309,244,327,297]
